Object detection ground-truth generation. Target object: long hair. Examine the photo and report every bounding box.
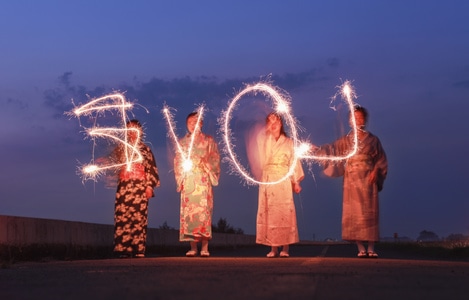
[266,112,287,137]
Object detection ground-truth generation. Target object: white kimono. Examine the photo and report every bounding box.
[256,133,304,246]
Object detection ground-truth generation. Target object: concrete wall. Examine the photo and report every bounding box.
[0,215,256,261]
[0,215,255,247]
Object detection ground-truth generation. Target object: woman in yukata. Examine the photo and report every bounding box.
[316,105,388,258]
[255,112,304,258]
[174,112,220,257]
[112,119,160,258]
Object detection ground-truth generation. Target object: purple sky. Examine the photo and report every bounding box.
[1,1,468,241]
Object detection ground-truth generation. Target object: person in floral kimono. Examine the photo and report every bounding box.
[112,119,160,258]
[256,112,304,258]
[317,105,387,258]
[174,112,220,257]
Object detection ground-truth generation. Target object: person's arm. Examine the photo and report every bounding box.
[145,145,160,198]
[291,139,304,194]
[204,135,220,186]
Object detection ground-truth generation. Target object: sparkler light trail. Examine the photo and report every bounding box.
[162,104,204,173]
[69,93,143,182]
[220,82,303,185]
[220,80,359,185]
[299,80,359,162]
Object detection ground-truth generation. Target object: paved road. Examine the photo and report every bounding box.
[1,243,468,300]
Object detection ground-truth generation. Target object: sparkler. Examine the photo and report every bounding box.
[70,93,142,181]
[299,80,359,162]
[220,80,359,185]
[162,104,204,173]
[220,82,304,185]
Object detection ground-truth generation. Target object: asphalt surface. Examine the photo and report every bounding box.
[1,243,468,300]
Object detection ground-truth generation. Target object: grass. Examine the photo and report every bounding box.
[1,241,468,265]
[377,240,469,261]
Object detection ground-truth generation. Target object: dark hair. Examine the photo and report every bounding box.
[266,112,287,137]
[126,119,142,128]
[186,112,199,123]
[353,105,369,124]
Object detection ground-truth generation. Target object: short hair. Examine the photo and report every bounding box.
[353,105,369,124]
[126,119,142,128]
[186,112,199,123]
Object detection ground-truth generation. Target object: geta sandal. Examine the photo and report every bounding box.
[185,250,197,257]
[357,251,368,258]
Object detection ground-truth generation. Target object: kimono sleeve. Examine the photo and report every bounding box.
[374,137,388,191]
[289,139,304,183]
[144,145,160,196]
[173,138,185,192]
[205,135,221,186]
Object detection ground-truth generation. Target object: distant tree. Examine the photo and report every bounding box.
[446,233,467,241]
[212,217,244,234]
[234,228,244,235]
[417,230,439,241]
[215,218,228,233]
[159,221,175,230]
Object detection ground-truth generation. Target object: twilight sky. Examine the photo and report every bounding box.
[1,1,468,241]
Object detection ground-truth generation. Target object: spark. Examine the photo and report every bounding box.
[162,104,204,173]
[299,80,359,162]
[220,82,304,185]
[220,80,360,185]
[70,93,142,181]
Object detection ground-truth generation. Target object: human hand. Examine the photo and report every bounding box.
[177,184,183,193]
[292,182,302,194]
[368,169,378,185]
[95,157,109,164]
[145,186,153,199]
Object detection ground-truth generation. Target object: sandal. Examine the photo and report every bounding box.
[357,251,367,258]
[266,251,278,258]
[367,251,378,258]
[279,251,290,258]
[200,251,210,257]
[185,250,197,257]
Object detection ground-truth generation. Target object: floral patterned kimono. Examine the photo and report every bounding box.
[256,133,304,246]
[174,132,220,242]
[319,130,387,242]
[112,143,160,255]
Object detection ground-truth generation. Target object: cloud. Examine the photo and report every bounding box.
[38,69,339,157]
[453,80,469,89]
[326,57,340,68]
[43,72,108,118]
[1,97,29,110]
[44,68,334,115]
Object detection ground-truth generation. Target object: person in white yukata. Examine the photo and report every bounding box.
[255,112,304,258]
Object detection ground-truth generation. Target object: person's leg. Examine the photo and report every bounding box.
[200,238,210,257]
[367,241,378,257]
[280,245,290,257]
[113,189,132,258]
[133,196,149,258]
[267,246,279,258]
[367,241,374,252]
[186,241,198,257]
[356,241,367,257]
